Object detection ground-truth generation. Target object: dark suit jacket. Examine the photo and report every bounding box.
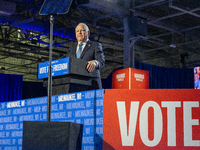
[66,40,105,89]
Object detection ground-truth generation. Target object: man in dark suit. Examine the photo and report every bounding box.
[66,23,105,91]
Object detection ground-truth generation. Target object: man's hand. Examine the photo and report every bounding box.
[86,60,97,72]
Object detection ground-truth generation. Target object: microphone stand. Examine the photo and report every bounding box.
[47,15,54,122]
[39,0,73,122]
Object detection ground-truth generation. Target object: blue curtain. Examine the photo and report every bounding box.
[0,61,194,102]
[0,73,23,102]
[134,61,194,89]
[102,61,194,89]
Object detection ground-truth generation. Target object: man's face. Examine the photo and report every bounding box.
[75,24,90,43]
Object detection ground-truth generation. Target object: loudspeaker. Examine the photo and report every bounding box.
[22,121,83,150]
[129,16,147,37]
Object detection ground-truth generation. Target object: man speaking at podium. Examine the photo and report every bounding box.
[66,23,105,91]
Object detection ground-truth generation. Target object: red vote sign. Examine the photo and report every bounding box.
[103,89,200,150]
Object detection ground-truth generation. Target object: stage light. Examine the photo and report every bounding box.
[1,21,10,29]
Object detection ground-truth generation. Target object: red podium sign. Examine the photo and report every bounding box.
[112,68,149,89]
[103,89,200,149]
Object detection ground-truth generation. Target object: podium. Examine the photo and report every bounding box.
[112,68,149,89]
[38,57,97,95]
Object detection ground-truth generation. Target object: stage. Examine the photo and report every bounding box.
[0,89,200,149]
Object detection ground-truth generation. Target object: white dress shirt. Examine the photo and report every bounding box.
[76,39,99,68]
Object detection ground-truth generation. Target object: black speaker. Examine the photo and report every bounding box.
[22,121,83,150]
[129,16,147,37]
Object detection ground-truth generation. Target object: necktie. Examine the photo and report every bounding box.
[76,43,83,58]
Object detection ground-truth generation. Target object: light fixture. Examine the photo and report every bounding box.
[1,21,10,29]
[169,43,176,48]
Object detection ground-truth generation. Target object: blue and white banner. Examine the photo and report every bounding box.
[0,89,104,150]
[38,57,69,79]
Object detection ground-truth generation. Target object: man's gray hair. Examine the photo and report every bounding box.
[75,23,90,31]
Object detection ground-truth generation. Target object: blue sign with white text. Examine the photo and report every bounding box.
[38,57,69,79]
[0,89,104,150]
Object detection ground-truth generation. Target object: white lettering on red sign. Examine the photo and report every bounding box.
[116,73,125,81]
[161,102,181,146]
[140,101,163,147]
[183,102,200,146]
[117,101,139,146]
[117,101,200,147]
[134,73,144,82]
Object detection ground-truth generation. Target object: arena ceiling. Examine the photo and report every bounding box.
[0,0,200,81]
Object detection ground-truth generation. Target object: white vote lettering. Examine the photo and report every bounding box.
[139,101,163,147]
[183,102,200,146]
[117,101,200,147]
[162,102,181,146]
[117,101,139,146]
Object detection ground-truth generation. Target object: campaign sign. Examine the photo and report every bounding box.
[38,57,69,79]
[0,89,103,150]
[103,89,200,150]
[112,68,149,89]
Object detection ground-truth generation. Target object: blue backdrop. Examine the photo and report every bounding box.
[0,61,194,102]
[102,61,194,89]
[0,73,23,102]
[134,61,194,89]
